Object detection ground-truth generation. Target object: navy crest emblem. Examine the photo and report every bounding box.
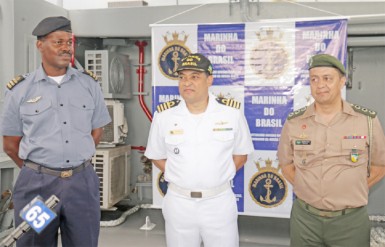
[249,158,288,208]
[157,171,168,197]
[158,31,191,80]
[249,27,288,80]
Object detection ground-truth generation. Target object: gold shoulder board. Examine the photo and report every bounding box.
[83,70,98,81]
[287,107,307,120]
[6,75,26,90]
[216,97,241,109]
[351,104,377,118]
[157,99,181,113]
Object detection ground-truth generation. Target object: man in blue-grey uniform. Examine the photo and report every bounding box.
[0,16,111,247]
[145,53,254,247]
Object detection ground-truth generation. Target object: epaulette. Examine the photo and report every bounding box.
[157,99,180,113]
[216,97,241,109]
[287,107,307,120]
[351,104,377,118]
[6,74,27,90]
[82,70,98,81]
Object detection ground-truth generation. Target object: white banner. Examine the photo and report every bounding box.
[151,18,348,217]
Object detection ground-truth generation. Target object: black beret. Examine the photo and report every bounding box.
[32,16,72,38]
[308,54,346,75]
[176,53,213,75]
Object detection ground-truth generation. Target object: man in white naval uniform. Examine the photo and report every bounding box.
[145,53,254,247]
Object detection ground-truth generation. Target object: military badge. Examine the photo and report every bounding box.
[249,158,288,208]
[157,171,168,197]
[249,27,289,80]
[26,96,42,103]
[351,149,359,163]
[158,31,191,80]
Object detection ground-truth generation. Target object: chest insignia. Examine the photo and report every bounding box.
[343,135,366,139]
[287,106,307,120]
[213,128,233,131]
[6,75,26,90]
[215,121,228,125]
[26,96,42,103]
[216,97,241,109]
[351,149,359,163]
[351,104,377,118]
[157,99,180,113]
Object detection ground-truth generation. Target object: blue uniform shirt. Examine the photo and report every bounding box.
[0,65,111,168]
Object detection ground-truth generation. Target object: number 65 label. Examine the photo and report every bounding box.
[20,196,57,234]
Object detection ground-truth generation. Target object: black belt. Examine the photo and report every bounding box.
[24,160,92,178]
[297,198,362,218]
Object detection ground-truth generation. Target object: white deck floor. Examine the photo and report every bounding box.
[97,206,290,247]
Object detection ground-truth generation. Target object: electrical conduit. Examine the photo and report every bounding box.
[135,41,152,122]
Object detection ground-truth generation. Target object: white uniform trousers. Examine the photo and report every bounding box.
[162,187,239,247]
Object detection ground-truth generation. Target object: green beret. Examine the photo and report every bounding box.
[32,16,72,38]
[308,54,346,75]
[176,53,213,75]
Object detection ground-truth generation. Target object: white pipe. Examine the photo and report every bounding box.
[240,0,254,22]
[348,36,385,47]
[348,13,385,24]
[348,23,385,35]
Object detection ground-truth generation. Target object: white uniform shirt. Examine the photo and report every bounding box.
[145,93,254,189]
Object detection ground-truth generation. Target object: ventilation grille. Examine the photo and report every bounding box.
[85,50,131,99]
[94,154,106,206]
[109,155,126,203]
[92,145,131,209]
[101,105,114,143]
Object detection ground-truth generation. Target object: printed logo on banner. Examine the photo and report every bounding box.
[158,32,191,80]
[216,92,234,99]
[157,171,168,196]
[249,158,287,208]
[250,28,289,80]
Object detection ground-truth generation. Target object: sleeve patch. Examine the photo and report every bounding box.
[216,97,241,109]
[156,99,181,112]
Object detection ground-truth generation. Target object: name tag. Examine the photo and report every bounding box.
[295,140,311,145]
[170,129,184,135]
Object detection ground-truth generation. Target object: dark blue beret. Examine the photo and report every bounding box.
[32,16,72,37]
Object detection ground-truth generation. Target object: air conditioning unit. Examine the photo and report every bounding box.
[92,145,131,209]
[101,100,127,145]
[85,50,131,99]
